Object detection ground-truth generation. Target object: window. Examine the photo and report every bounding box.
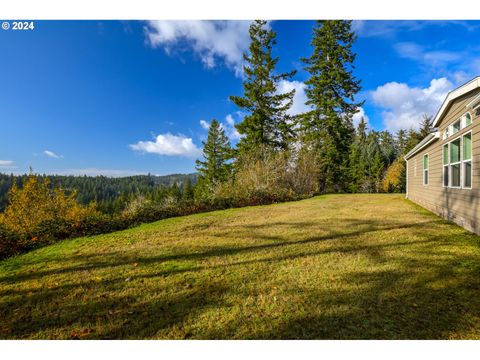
[452,120,461,134]
[444,114,472,140]
[463,132,472,188]
[464,113,472,127]
[443,132,472,189]
[450,138,461,187]
[443,144,449,187]
[423,154,429,185]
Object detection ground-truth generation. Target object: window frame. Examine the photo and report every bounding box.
[463,112,472,128]
[452,119,461,135]
[423,153,429,186]
[442,144,449,188]
[462,131,472,189]
[449,137,462,189]
[442,130,472,190]
[443,111,472,140]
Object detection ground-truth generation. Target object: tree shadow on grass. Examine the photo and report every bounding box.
[1,280,230,339]
[1,217,480,339]
[250,261,480,339]
[0,219,443,284]
[211,231,480,339]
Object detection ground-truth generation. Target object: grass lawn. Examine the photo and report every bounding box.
[1,194,480,339]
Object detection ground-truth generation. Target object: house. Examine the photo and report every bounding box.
[405,76,480,234]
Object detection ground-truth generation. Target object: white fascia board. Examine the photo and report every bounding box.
[432,76,480,127]
[466,94,480,109]
[404,131,440,161]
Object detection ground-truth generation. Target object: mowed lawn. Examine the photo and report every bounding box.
[1,194,480,339]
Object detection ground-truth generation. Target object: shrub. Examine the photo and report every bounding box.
[212,150,316,208]
[0,223,21,260]
[0,174,96,237]
[382,159,406,193]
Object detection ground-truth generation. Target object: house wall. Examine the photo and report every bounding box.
[407,88,480,233]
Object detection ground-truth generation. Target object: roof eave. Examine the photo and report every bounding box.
[432,76,480,128]
[404,132,440,161]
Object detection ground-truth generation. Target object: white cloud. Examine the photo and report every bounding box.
[0,160,17,172]
[452,70,470,85]
[130,133,201,157]
[352,21,430,38]
[44,150,63,159]
[199,115,241,141]
[223,114,241,140]
[394,42,462,67]
[353,21,480,38]
[145,21,251,76]
[276,80,311,116]
[199,119,210,130]
[371,77,453,131]
[0,160,14,167]
[352,107,370,128]
[57,168,147,177]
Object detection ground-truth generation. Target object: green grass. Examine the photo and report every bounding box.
[1,194,480,339]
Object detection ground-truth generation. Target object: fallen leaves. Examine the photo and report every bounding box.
[70,328,94,339]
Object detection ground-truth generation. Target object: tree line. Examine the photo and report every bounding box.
[0,173,197,213]
[194,20,430,201]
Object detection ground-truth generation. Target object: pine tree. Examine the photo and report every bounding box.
[395,129,407,156]
[182,178,194,202]
[230,20,297,155]
[348,117,368,192]
[301,20,363,192]
[195,119,233,188]
[405,128,422,154]
[365,131,385,193]
[378,130,397,166]
[419,114,434,138]
[371,151,385,193]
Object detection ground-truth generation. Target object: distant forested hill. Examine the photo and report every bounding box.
[0,173,197,213]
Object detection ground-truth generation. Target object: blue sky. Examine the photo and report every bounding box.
[1,20,480,176]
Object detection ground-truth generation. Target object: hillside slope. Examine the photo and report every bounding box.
[1,194,480,339]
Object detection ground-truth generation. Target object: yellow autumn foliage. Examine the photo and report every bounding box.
[0,174,95,237]
[382,159,405,193]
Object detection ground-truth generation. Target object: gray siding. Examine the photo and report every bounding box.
[407,88,480,233]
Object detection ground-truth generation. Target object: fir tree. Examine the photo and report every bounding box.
[301,20,363,192]
[365,131,385,193]
[195,119,233,187]
[419,114,434,138]
[348,117,368,192]
[378,130,397,166]
[405,128,422,154]
[182,178,194,202]
[395,129,407,156]
[230,20,297,155]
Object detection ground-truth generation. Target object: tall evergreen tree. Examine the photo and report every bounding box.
[348,117,368,192]
[230,20,297,155]
[395,129,407,156]
[182,178,194,202]
[378,130,397,166]
[301,20,363,192]
[405,128,422,153]
[195,119,233,187]
[419,114,434,138]
[365,131,385,193]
